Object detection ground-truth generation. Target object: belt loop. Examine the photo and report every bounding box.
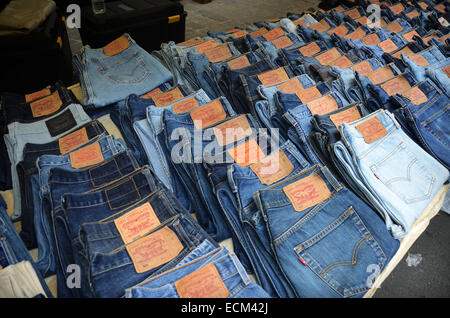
[320,165,342,192]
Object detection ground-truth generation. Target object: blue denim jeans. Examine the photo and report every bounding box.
[402,45,447,82]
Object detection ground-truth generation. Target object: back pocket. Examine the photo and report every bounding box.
[421,104,449,149]
[98,50,150,85]
[294,207,387,297]
[370,141,435,204]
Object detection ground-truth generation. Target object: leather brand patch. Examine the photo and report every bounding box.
[401,86,428,106]
[45,109,77,137]
[380,76,411,96]
[213,115,252,146]
[194,40,219,54]
[272,36,294,49]
[25,88,51,103]
[351,60,373,76]
[307,94,339,115]
[356,116,388,143]
[329,55,353,69]
[309,22,329,32]
[263,27,284,41]
[378,39,398,53]
[172,97,200,114]
[70,142,104,169]
[295,86,322,104]
[257,67,290,87]
[190,99,227,129]
[442,65,450,78]
[114,202,161,244]
[389,3,405,15]
[405,10,419,19]
[204,43,233,63]
[403,30,420,43]
[316,48,341,65]
[327,24,349,37]
[227,55,251,70]
[103,35,131,56]
[226,28,240,34]
[277,77,304,94]
[126,227,183,274]
[231,30,248,38]
[30,91,63,118]
[177,38,204,47]
[345,8,361,19]
[299,42,321,57]
[250,27,269,38]
[250,149,294,185]
[345,27,366,40]
[392,46,415,59]
[175,263,230,298]
[227,139,265,167]
[141,87,163,99]
[58,127,89,154]
[386,21,404,33]
[153,87,184,107]
[368,66,395,84]
[362,33,380,46]
[418,1,429,10]
[283,173,332,212]
[329,106,361,127]
[409,54,429,66]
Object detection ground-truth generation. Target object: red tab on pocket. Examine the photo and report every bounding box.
[356,116,388,143]
[126,227,183,274]
[315,48,341,65]
[401,86,429,106]
[70,142,104,169]
[227,139,265,167]
[277,77,304,94]
[140,87,163,99]
[362,33,381,46]
[378,39,398,53]
[257,67,290,87]
[153,87,184,107]
[329,106,362,127]
[299,42,321,57]
[272,35,294,49]
[283,173,332,212]
[368,66,395,85]
[175,263,230,298]
[58,127,89,155]
[190,99,227,129]
[380,76,412,96]
[351,60,374,76]
[194,40,219,54]
[250,149,294,185]
[263,27,284,41]
[114,202,161,244]
[172,97,200,114]
[250,27,269,38]
[30,91,63,118]
[213,115,252,146]
[103,35,131,56]
[204,43,233,63]
[227,55,251,70]
[307,94,339,115]
[25,88,51,103]
[295,86,323,104]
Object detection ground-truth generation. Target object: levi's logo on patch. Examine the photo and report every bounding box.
[250,27,269,38]
[345,8,361,19]
[309,22,329,33]
[299,42,321,57]
[30,91,63,118]
[114,202,161,244]
[356,116,388,143]
[227,55,251,70]
[25,88,51,103]
[227,139,265,167]
[386,21,404,33]
[406,10,419,19]
[378,39,398,53]
[283,173,332,212]
[194,40,219,54]
[103,35,131,56]
[175,263,230,298]
[231,30,248,38]
[296,86,322,104]
[368,66,395,85]
[329,106,361,127]
[70,142,104,169]
[263,27,284,41]
[389,3,405,15]
[306,94,339,115]
[409,54,429,66]
[172,97,200,114]
[250,149,294,185]
[277,77,304,94]
[204,43,233,63]
[345,27,366,40]
[329,55,353,69]
[177,38,204,47]
[58,127,89,154]
[272,36,294,49]
[362,33,380,46]
[190,99,227,129]
[257,67,290,87]
[126,227,183,274]
[327,24,349,37]
[351,60,374,76]
[141,87,163,99]
[152,87,184,107]
[380,76,411,96]
[293,19,307,26]
[315,48,341,65]
[213,115,252,146]
[418,1,429,10]
[401,86,428,105]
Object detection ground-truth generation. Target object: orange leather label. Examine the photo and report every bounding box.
[346,8,361,19]
[356,116,388,143]
[299,42,321,57]
[329,55,353,69]
[355,16,368,25]
[177,38,204,47]
[380,76,412,96]
[190,99,227,129]
[309,22,329,32]
[25,88,51,103]
[327,24,349,37]
[141,87,163,99]
[204,43,233,63]
[329,106,361,127]
[296,86,322,104]
[368,66,395,85]
[307,94,339,115]
[389,3,405,15]
[265,17,280,23]
[423,34,439,44]
[263,27,284,42]
[250,27,269,38]
[272,35,294,49]
[126,227,183,274]
[345,27,366,40]
[283,173,332,212]
[227,55,251,70]
[403,30,420,43]
[213,115,252,146]
[351,60,374,76]
[103,35,131,56]
[392,46,415,59]
[436,3,446,13]
[194,40,219,54]
[386,21,404,33]
[401,86,428,106]
[226,28,240,34]
[231,30,248,38]
[405,10,419,19]
[175,263,230,298]
[362,33,381,46]
[250,149,294,185]
[442,65,450,78]
[277,77,304,94]
[114,202,161,244]
[153,87,184,107]
[409,54,430,66]
[316,48,341,65]
[70,142,104,169]
[227,139,265,167]
[293,19,307,27]
[440,33,450,43]
[30,91,62,118]
[378,39,398,53]
[335,5,346,12]
[418,1,429,10]
[172,97,200,114]
[257,68,290,87]
[58,127,89,155]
